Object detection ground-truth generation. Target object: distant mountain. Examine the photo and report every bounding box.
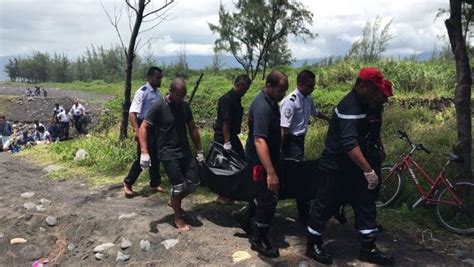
[0,56,14,81]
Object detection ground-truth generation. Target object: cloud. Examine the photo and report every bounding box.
[0,0,452,59]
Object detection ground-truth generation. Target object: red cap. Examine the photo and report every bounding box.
[381,79,393,97]
[358,67,384,93]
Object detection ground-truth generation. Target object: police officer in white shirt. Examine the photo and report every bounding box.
[123,66,165,197]
[280,69,330,224]
[53,103,65,122]
[70,99,86,133]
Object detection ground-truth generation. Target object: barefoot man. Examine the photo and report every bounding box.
[138,77,204,231]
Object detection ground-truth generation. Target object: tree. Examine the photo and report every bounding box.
[445,0,472,181]
[101,0,175,139]
[346,16,394,62]
[209,0,315,81]
[262,37,293,79]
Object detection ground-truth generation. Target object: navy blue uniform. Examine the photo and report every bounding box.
[309,90,379,234]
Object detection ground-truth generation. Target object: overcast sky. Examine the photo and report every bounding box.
[0,0,450,59]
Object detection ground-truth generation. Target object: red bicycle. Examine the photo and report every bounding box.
[377,131,474,235]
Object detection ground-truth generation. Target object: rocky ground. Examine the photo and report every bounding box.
[0,85,473,266]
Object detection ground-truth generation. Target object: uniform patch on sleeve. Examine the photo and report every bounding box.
[284,108,293,119]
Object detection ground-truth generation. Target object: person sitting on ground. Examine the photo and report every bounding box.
[34,86,41,97]
[33,120,45,132]
[25,88,32,97]
[34,126,51,144]
[42,88,47,97]
[48,120,61,143]
[17,130,35,146]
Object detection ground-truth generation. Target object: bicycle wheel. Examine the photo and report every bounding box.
[435,181,474,235]
[376,166,403,208]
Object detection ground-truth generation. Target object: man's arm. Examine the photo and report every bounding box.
[129,112,140,138]
[187,121,202,152]
[316,112,331,122]
[138,121,151,154]
[223,120,231,144]
[255,136,279,193]
[280,127,288,149]
[346,145,372,173]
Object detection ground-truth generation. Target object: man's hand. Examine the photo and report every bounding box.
[267,172,280,193]
[364,170,379,190]
[223,142,232,151]
[196,150,205,162]
[140,153,151,169]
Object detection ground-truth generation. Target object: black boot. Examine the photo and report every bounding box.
[249,222,279,258]
[359,233,394,265]
[232,206,252,236]
[306,233,332,265]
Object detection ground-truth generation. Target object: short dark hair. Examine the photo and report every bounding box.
[265,70,288,88]
[147,66,163,77]
[297,69,315,84]
[0,115,5,119]
[234,74,251,87]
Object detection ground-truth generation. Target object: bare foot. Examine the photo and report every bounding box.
[175,217,190,232]
[123,182,134,198]
[150,186,166,193]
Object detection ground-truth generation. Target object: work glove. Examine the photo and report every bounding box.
[196,151,205,162]
[364,169,379,190]
[223,142,232,151]
[140,153,151,169]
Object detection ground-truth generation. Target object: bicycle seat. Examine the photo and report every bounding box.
[447,153,463,163]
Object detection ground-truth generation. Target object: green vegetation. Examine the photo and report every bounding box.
[13,58,473,237]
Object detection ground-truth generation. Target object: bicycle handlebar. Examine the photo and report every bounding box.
[397,130,430,154]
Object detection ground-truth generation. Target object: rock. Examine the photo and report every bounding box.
[95,253,105,260]
[23,202,36,210]
[0,232,4,239]
[67,243,75,252]
[161,239,178,250]
[93,242,115,253]
[74,149,89,161]
[19,244,43,261]
[116,251,130,262]
[43,165,63,173]
[118,213,136,220]
[39,227,46,232]
[45,216,57,226]
[35,205,46,212]
[140,239,151,251]
[21,192,35,198]
[39,198,51,205]
[232,251,252,263]
[298,261,310,267]
[120,239,132,249]
[462,259,474,266]
[10,238,27,244]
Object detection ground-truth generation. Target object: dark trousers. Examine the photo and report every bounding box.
[59,122,69,140]
[247,165,279,226]
[308,166,378,233]
[282,134,310,219]
[124,128,161,188]
[72,115,83,133]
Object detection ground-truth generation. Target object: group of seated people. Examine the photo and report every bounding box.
[24,86,47,97]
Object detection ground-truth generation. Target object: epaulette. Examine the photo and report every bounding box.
[140,86,147,91]
[289,94,296,102]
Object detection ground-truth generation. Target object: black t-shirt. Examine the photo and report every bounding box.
[213,89,243,143]
[145,97,194,160]
[319,90,371,171]
[245,90,281,165]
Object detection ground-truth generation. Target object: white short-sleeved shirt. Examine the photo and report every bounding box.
[129,82,160,120]
[56,110,70,122]
[280,89,318,136]
[70,103,85,116]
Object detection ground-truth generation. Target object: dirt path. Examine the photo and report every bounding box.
[0,152,472,266]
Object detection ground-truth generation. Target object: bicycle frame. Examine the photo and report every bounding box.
[387,147,464,209]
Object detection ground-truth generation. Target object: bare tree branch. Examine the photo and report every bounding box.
[125,0,138,14]
[100,0,127,51]
[143,0,175,18]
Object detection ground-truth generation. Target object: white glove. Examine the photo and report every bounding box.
[223,142,232,151]
[364,170,379,190]
[196,151,205,162]
[140,153,151,169]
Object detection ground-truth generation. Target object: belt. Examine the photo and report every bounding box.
[287,134,305,141]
